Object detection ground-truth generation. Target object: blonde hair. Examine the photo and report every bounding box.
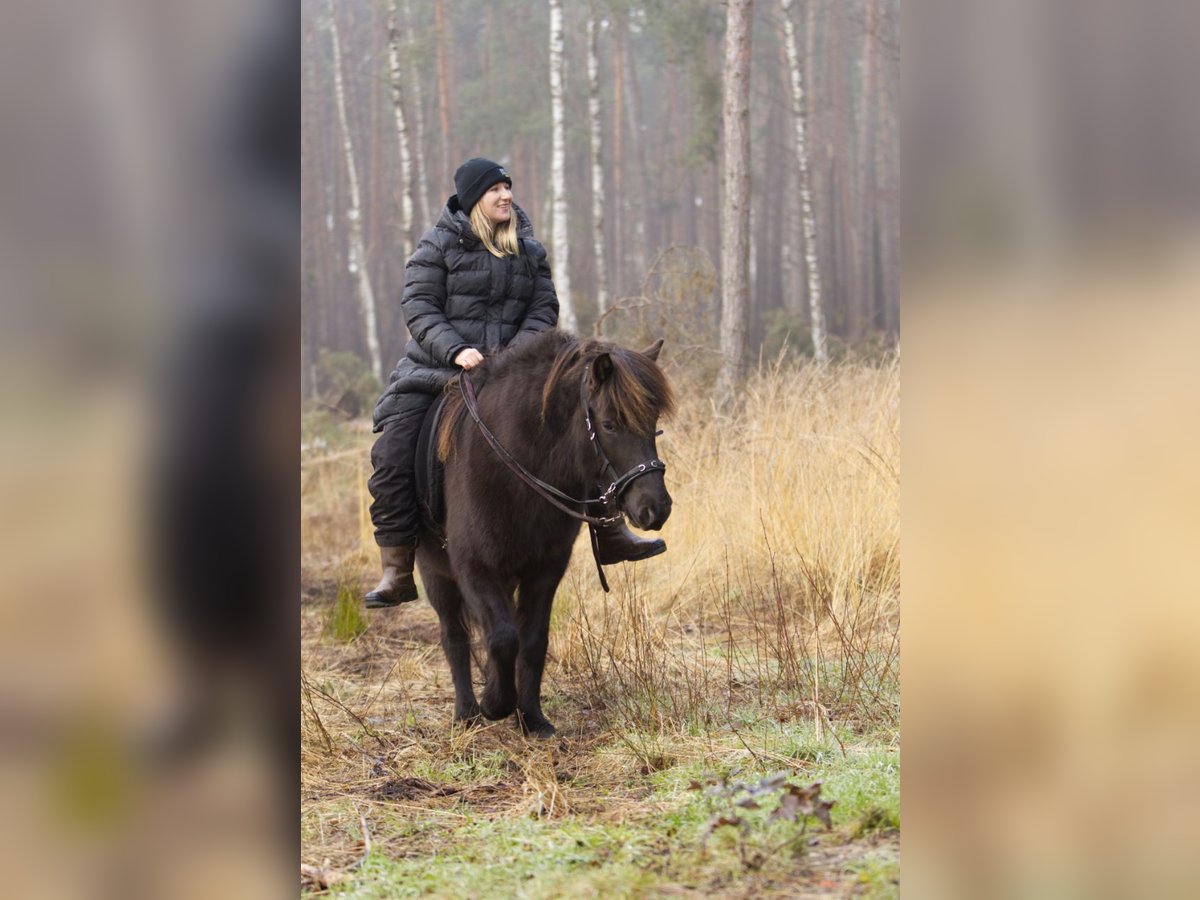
[469,202,520,258]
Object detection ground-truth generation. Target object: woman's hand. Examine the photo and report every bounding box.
[454,348,484,370]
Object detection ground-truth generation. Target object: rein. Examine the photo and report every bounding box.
[459,368,667,591]
[458,367,672,592]
[460,370,619,526]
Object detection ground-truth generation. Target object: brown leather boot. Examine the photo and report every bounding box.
[364,544,419,608]
[593,520,667,565]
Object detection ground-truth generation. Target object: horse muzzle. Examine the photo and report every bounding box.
[626,490,672,531]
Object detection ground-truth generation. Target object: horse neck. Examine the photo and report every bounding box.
[482,371,593,496]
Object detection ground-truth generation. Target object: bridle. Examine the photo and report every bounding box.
[459,368,666,527]
[578,375,667,507]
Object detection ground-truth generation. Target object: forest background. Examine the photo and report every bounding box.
[301,0,898,404]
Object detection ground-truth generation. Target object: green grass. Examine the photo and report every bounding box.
[314,722,898,897]
[337,820,666,899]
[632,729,899,835]
[843,852,901,899]
[326,583,368,643]
[404,750,510,784]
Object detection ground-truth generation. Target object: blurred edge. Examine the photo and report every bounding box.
[3,0,1200,896]
[0,0,297,897]
[905,0,1200,897]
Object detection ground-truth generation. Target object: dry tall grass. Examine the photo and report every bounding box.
[302,355,899,736]
[300,355,899,890]
[554,356,900,739]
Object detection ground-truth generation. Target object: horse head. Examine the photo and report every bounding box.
[583,338,676,531]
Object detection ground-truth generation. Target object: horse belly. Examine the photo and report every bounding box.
[444,506,576,577]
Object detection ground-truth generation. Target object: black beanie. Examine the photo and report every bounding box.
[454,157,512,215]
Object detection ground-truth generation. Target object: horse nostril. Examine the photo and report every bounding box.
[638,502,666,530]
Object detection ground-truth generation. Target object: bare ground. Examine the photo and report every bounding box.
[301,579,898,898]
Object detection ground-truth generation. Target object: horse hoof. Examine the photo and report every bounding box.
[453,704,482,726]
[479,694,516,721]
[517,712,556,739]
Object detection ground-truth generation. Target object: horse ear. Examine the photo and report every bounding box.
[590,352,614,385]
[641,339,664,362]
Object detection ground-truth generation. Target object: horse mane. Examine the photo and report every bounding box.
[437,330,675,462]
[541,336,676,432]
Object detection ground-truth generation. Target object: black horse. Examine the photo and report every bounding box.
[418,329,676,737]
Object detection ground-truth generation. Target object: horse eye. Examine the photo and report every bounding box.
[601,421,616,433]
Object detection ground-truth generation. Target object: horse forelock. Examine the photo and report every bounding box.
[439,332,674,461]
[541,338,675,432]
[599,347,676,432]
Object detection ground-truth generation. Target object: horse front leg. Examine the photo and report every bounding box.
[514,564,568,738]
[460,570,519,721]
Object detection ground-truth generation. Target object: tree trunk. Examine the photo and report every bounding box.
[365,6,389,362]
[548,0,577,332]
[659,62,679,247]
[715,0,754,410]
[434,0,453,190]
[301,28,323,399]
[781,0,826,361]
[611,24,624,298]
[829,2,856,342]
[810,0,840,340]
[401,0,433,225]
[620,20,651,282]
[858,0,880,335]
[328,0,382,382]
[878,10,900,342]
[760,60,785,347]
[385,0,414,261]
[586,11,609,319]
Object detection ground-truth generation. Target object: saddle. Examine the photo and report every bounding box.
[414,393,450,544]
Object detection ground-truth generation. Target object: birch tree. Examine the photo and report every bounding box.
[548,0,577,332]
[781,0,826,361]
[401,0,432,224]
[586,10,609,318]
[611,25,625,297]
[620,17,651,277]
[434,0,453,188]
[385,0,414,260]
[715,0,754,409]
[857,0,879,338]
[327,0,382,382]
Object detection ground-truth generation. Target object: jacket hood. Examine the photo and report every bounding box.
[439,196,535,242]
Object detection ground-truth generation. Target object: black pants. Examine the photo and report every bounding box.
[368,390,436,547]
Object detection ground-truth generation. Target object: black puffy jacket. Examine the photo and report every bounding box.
[373,198,559,430]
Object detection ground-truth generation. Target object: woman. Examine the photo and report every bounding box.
[365,157,664,608]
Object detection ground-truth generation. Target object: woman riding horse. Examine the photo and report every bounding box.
[366,157,666,608]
